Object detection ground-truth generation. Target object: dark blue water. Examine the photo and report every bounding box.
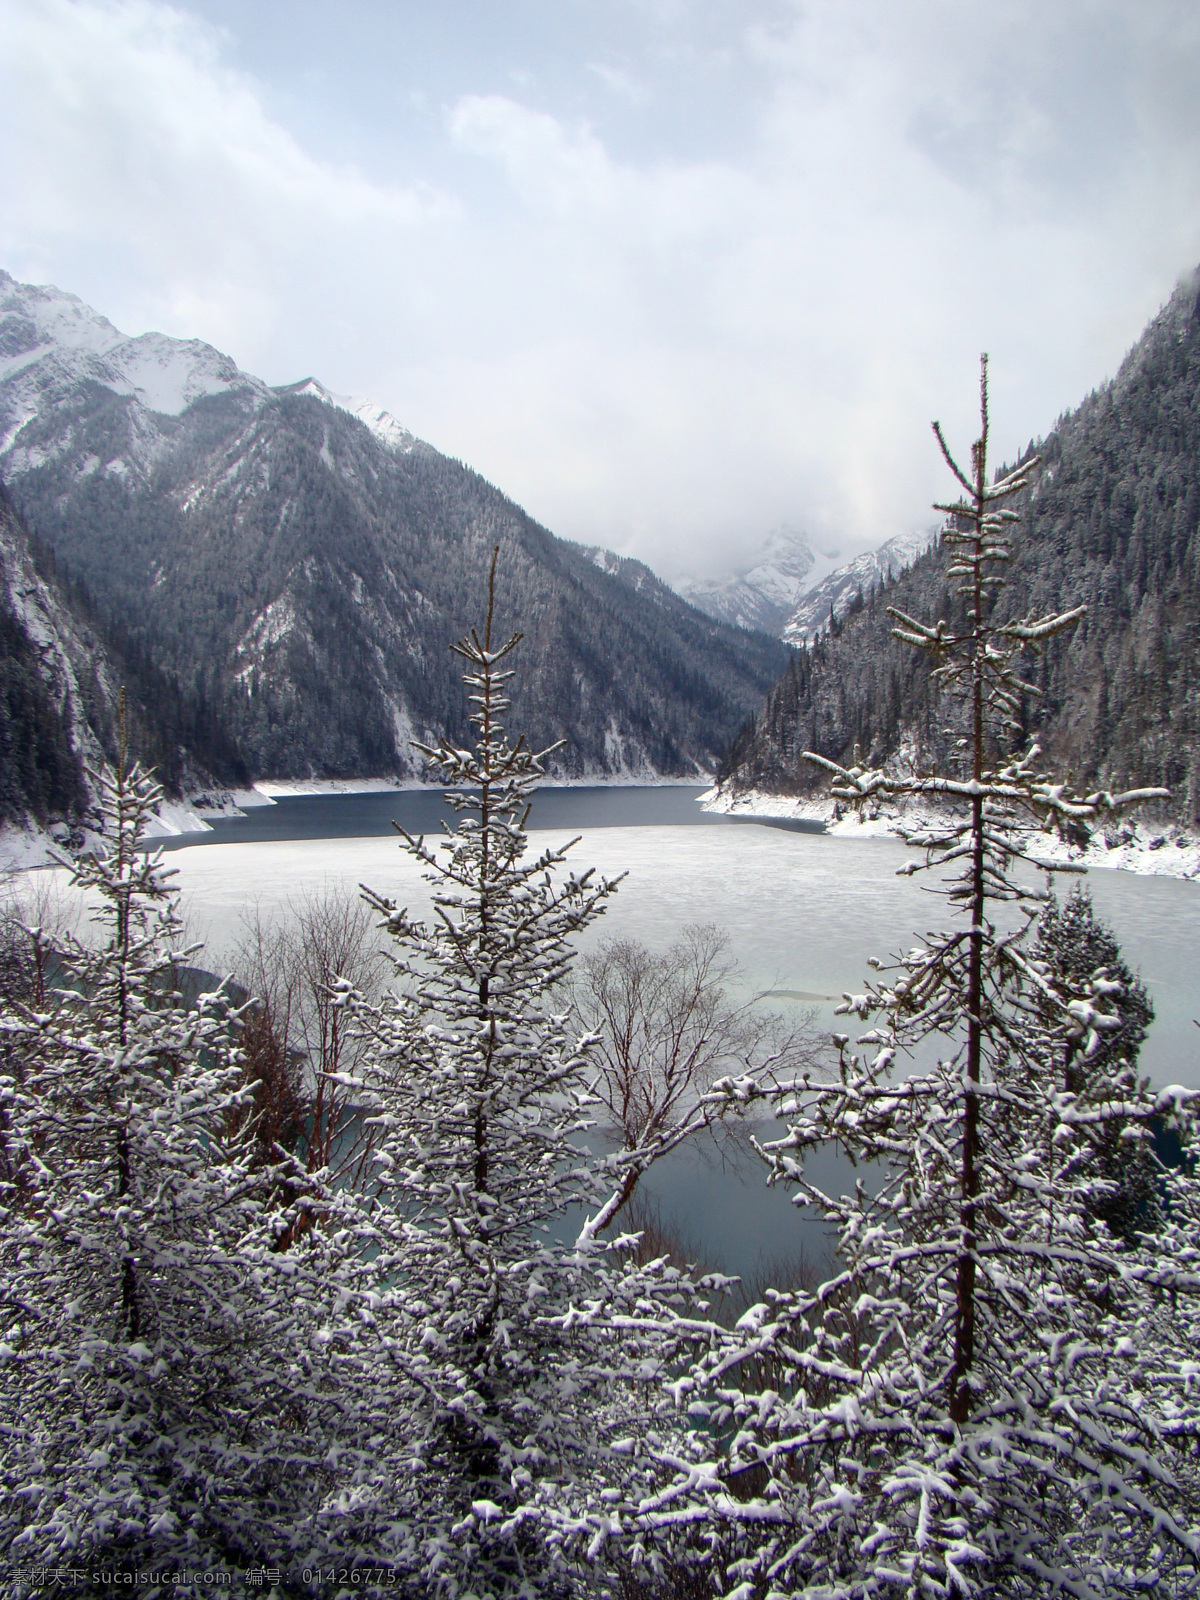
[156,785,825,849]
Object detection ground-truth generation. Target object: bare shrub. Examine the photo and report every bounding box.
[567,924,823,1226]
[0,869,79,1009]
[230,885,388,1186]
[618,1191,711,1274]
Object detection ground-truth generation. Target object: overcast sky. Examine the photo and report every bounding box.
[3,0,1200,580]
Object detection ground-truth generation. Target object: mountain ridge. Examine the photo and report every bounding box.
[0,270,791,794]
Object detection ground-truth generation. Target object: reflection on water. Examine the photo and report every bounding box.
[629,1122,844,1283]
[551,1121,843,1287]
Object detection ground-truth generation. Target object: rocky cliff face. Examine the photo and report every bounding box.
[0,483,93,828]
[0,480,245,834]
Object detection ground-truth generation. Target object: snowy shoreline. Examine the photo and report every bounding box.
[192,771,711,819]
[700,786,1200,881]
[9,773,1191,882]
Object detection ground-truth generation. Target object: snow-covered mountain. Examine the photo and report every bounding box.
[781,527,938,645]
[0,270,788,784]
[677,524,937,644]
[0,275,266,468]
[0,271,423,475]
[678,528,837,634]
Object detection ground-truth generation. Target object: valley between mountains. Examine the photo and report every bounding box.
[0,267,791,829]
[1,264,1200,866]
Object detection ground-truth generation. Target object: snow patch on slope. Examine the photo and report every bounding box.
[234,596,301,684]
[286,378,418,454]
[598,718,660,782]
[139,801,214,839]
[104,332,249,415]
[588,547,623,577]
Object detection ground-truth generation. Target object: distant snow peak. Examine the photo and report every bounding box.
[284,377,416,454]
[676,523,938,643]
[677,526,821,634]
[782,526,938,646]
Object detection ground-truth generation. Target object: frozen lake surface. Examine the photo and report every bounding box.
[149,789,1200,1280]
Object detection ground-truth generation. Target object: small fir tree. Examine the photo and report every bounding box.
[1033,883,1159,1243]
[0,742,386,1576]
[347,551,712,1595]
[633,361,1200,1597]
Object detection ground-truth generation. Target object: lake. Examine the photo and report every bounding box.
[154,784,1199,1281]
[154,782,823,847]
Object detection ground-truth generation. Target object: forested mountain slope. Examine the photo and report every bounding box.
[0,481,248,829]
[720,267,1200,822]
[0,271,789,781]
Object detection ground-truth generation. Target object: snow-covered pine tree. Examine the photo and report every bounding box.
[346,551,719,1596]
[633,360,1200,1597]
[1032,884,1159,1243]
[0,742,386,1578]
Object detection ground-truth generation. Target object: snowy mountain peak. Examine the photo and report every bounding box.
[0,273,271,482]
[781,526,938,645]
[0,270,421,479]
[678,527,823,634]
[0,271,265,417]
[280,377,418,454]
[0,268,124,370]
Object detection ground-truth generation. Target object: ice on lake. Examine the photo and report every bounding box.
[169,821,1200,1092]
[25,814,1197,1280]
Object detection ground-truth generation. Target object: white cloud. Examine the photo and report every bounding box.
[0,0,452,357]
[449,96,626,215]
[427,1,1200,574]
[586,63,647,105]
[2,0,1200,580]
